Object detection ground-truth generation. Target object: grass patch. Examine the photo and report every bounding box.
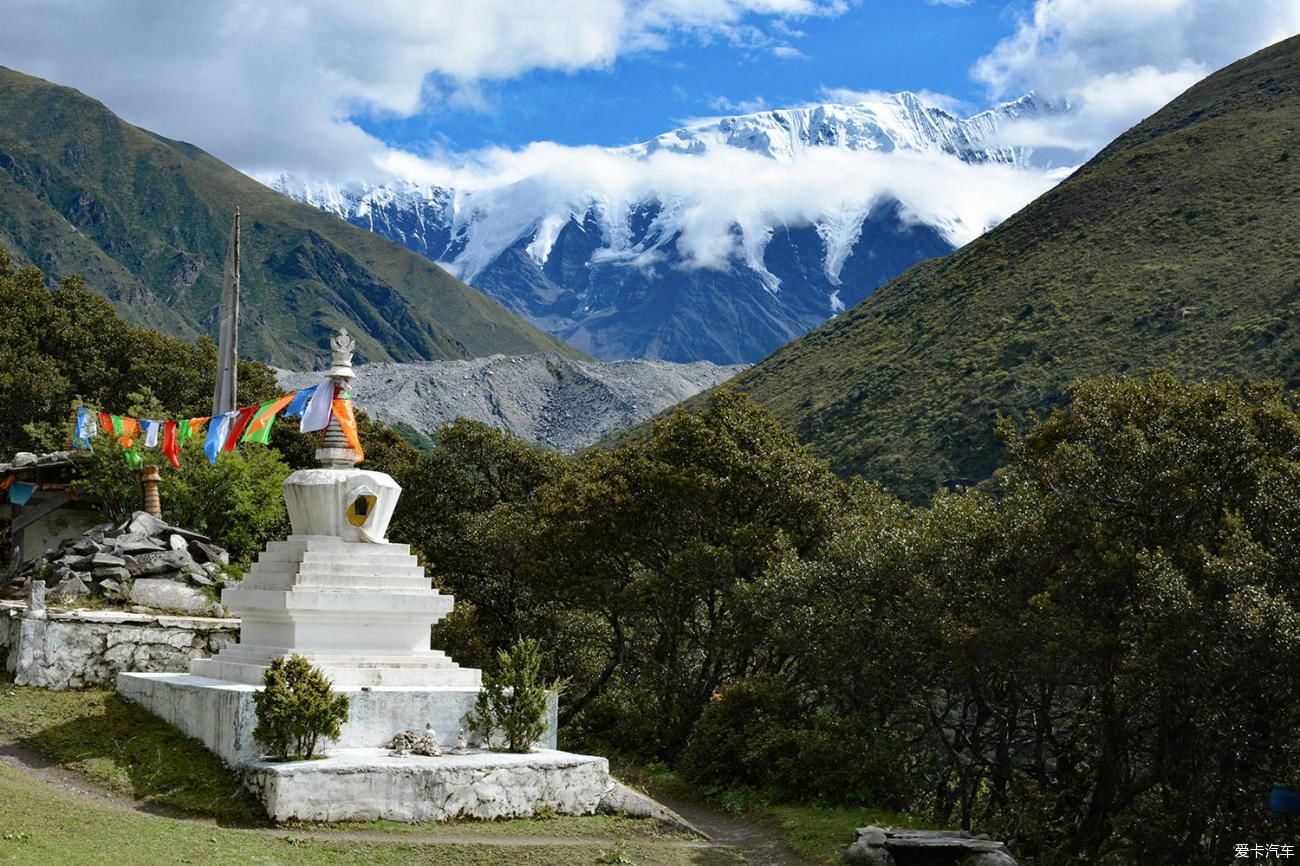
[764,804,931,866]
[0,678,265,825]
[0,762,738,866]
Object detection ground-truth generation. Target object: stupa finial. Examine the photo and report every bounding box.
[326,328,356,381]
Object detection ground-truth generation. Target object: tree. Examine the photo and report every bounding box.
[0,247,279,458]
[762,374,1300,864]
[253,655,350,760]
[534,390,846,754]
[470,637,555,753]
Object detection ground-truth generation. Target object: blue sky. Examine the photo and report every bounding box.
[2,1,1298,178]
[358,2,1021,151]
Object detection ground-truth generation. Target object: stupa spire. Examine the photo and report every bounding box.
[316,328,360,469]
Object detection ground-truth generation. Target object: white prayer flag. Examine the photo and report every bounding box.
[300,380,335,433]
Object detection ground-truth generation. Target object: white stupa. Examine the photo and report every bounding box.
[114,329,646,825]
[118,330,526,764]
[191,330,478,689]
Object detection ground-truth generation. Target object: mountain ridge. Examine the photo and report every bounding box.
[0,65,583,368]
[726,34,1300,501]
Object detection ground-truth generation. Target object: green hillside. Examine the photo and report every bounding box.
[0,67,583,367]
[732,35,1300,501]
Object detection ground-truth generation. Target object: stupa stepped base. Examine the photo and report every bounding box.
[190,644,481,687]
[244,748,613,823]
[116,672,557,766]
[195,532,478,687]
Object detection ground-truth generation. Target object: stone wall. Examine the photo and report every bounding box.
[0,600,238,690]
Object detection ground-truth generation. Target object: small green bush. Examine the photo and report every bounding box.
[470,638,554,753]
[252,655,350,760]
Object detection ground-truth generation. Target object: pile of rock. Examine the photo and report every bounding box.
[17,511,236,617]
[845,826,1018,865]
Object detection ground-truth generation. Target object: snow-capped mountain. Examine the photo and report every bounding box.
[626,92,1043,164]
[267,91,1060,363]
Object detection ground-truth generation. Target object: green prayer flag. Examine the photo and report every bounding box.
[124,448,142,469]
[243,395,293,445]
[110,415,125,439]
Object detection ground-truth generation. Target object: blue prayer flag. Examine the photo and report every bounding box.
[73,407,96,450]
[282,385,317,420]
[204,411,236,464]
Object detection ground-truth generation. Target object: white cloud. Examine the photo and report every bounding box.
[706,95,773,114]
[0,0,850,177]
[771,45,808,59]
[973,0,1300,156]
[374,137,1058,279]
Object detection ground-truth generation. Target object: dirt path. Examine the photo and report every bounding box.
[0,734,780,859]
[638,787,813,866]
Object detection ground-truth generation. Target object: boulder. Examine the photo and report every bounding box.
[845,827,1017,866]
[52,574,90,601]
[187,572,215,587]
[93,565,130,582]
[112,533,166,554]
[130,578,211,615]
[189,540,229,565]
[124,510,170,538]
[135,550,195,576]
[90,552,127,568]
[99,578,126,596]
[168,534,188,552]
[70,538,98,555]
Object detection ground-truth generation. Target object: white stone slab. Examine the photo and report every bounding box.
[116,672,557,765]
[244,748,612,823]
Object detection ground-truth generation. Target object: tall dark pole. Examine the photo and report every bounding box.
[212,208,240,416]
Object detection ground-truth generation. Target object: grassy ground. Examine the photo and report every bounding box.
[617,763,933,866]
[0,762,738,866]
[0,676,934,865]
[0,679,744,865]
[0,680,265,824]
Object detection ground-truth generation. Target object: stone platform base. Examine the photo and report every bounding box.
[116,672,557,765]
[245,748,611,822]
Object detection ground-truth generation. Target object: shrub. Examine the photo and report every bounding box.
[470,637,554,753]
[678,674,803,791]
[252,655,350,760]
[679,675,915,808]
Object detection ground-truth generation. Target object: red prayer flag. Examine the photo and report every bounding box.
[162,420,180,468]
[99,413,113,436]
[223,405,259,451]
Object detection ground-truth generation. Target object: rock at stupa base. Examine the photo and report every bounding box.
[244,748,611,823]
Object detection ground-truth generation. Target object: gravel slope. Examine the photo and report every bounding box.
[277,354,745,453]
